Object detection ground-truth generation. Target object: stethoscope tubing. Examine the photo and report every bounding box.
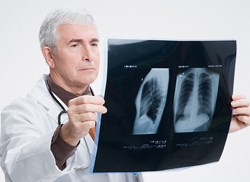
[46,79,94,125]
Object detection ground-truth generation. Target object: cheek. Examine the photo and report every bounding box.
[96,60,100,70]
[56,59,77,76]
[95,55,100,70]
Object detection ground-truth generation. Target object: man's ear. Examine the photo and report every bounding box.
[42,46,55,68]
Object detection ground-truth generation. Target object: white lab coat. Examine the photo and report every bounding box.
[0,75,143,182]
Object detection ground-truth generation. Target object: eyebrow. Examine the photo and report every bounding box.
[68,38,99,44]
[90,38,99,43]
[68,39,83,44]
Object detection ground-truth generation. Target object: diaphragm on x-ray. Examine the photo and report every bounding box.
[92,39,236,173]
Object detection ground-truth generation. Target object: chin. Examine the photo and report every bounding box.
[78,72,97,83]
[81,77,97,85]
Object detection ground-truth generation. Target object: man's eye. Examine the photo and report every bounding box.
[91,43,98,47]
[71,43,79,47]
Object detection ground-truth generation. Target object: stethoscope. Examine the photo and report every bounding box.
[46,79,95,170]
[46,79,94,125]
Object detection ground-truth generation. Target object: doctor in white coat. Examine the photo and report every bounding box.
[0,8,143,182]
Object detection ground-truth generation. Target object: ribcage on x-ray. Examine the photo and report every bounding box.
[198,72,213,117]
[133,68,169,135]
[140,79,162,122]
[174,68,219,133]
[176,73,195,122]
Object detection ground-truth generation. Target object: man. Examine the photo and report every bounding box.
[0,8,249,182]
[0,8,143,182]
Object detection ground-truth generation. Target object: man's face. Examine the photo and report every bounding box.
[51,23,100,92]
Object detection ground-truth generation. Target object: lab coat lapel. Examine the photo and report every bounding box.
[29,75,94,140]
[28,75,64,125]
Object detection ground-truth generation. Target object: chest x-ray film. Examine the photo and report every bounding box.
[92,39,236,172]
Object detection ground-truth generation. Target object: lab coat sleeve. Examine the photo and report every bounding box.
[0,98,74,182]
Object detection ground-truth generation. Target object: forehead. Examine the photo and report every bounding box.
[57,23,99,41]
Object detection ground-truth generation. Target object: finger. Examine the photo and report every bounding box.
[233,107,250,116]
[78,112,98,123]
[231,98,250,108]
[231,94,246,101]
[74,120,96,136]
[69,103,107,114]
[236,115,250,125]
[69,95,105,106]
[80,120,96,129]
[68,110,101,123]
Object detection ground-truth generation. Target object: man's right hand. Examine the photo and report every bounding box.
[60,95,107,146]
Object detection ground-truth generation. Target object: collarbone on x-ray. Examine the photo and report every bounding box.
[133,68,169,135]
[174,68,219,133]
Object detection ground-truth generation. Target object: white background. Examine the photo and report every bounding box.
[1,0,250,181]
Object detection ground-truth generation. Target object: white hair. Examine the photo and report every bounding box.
[39,8,95,51]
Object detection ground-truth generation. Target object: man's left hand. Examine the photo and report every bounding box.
[230,94,250,132]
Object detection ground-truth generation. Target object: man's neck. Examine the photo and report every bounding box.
[49,73,88,96]
[47,75,92,106]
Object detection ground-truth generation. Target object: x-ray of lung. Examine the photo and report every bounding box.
[92,39,236,173]
[133,68,169,135]
[174,68,219,133]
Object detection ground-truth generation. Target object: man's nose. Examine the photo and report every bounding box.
[82,45,93,62]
